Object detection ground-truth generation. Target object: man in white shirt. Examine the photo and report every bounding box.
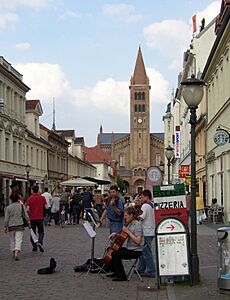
[137,189,156,277]
[42,187,52,226]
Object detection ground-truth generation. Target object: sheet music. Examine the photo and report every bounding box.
[83,221,96,238]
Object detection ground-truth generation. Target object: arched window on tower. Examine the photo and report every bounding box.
[134,104,138,112]
[138,92,141,100]
[138,104,141,112]
[142,92,145,100]
[135,92,138,100]
[119,154,125,167]
[142,104,145,112]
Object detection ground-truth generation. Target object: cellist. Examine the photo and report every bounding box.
[106,206,144,281]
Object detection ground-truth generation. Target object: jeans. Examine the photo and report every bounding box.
[138,236,156,276]
[72,206,81,224]
[30,220,44,249]
[109,221,123,234]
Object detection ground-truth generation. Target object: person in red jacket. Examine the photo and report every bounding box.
[26,185,48,252]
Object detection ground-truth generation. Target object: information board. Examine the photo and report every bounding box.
[157,233,189,276]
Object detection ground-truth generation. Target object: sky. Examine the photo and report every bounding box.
[0,0,221,146]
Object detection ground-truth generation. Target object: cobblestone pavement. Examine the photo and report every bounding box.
[1,217,229,300]
[0,218,167,300]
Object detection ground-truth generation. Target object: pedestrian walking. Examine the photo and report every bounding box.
[4,194,31,261]
[42,187,52,226]
[137,189,156,277]
[93,190,104,218]
[51,194,60,225]
[71,190,83,225]
[26,186,48,252]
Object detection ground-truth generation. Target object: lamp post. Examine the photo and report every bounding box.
[181,74,205,285]
[25,164,31,200]
[165,146,174,184]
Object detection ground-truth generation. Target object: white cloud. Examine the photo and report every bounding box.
[143,1,221,73]
[196,1,220,27]
[15,63,70,101]
[126,14,142,23]
[0,12,18,28]
[102,3,143,23]
[144,19,191,72]
[15,62,170,115]
[102,3,135,16]
[16,42,31,50]
[0,0,50,10]
[147,67,170,105]
[59,10,79,21]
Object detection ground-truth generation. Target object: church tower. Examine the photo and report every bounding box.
[129,47,150,172]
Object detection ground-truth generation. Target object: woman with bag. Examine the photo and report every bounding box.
[4,194,31,261]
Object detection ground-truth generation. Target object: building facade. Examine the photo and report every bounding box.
[202,0,230,221]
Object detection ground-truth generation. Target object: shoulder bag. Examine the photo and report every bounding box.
[21,204,28,227]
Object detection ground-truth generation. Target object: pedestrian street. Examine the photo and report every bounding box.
[0,218,167,300]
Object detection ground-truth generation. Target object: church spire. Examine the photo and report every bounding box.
[132,46,147,85]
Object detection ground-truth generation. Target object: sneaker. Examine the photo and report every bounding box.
[32,247,38,252]
[38,244,44,253]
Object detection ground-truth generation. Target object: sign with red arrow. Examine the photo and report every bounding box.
[156,218,186,234]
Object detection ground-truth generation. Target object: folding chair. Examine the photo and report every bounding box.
[126,255,143,282]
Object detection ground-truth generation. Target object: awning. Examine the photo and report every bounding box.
[83,176,111,185]
[60,178,95,187]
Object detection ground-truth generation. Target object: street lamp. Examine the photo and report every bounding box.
[181,74,205,286]
[165,145,174,184]
[25,164,31,200]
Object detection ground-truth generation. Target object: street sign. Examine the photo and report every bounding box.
[157,217,186,234]
[155,208,188,225]
[155,217,190,279]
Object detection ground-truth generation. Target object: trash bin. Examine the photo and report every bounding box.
[217,227,230,294]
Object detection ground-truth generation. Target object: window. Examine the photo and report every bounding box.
[26,145,29,163]
[119,154,125,167]
[31,147,33,165]
[139,132,141,138]
[142,92,145,100]
[5,137,10,160]
[135,92,138,100]
[18,143,22,163]
[142,104,145,112]
[138,104,141,112]
[134,104,138,112]
[155,154,161,166]
[13,141,17,162]
[138,92,141,99]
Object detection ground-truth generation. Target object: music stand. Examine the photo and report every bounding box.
[78,209,105,278]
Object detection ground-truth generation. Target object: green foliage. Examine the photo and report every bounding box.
[116,175,125,192]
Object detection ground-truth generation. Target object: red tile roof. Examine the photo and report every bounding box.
[83,145,113,163]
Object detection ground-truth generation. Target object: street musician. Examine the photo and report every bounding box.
[105,206,144,281]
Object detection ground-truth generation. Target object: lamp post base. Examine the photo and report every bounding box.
[191,254,200,285]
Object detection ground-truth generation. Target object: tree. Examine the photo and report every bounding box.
[116,175,125,193]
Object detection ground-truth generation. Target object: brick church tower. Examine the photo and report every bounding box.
[129,46,151,170]
[97,47,164,194]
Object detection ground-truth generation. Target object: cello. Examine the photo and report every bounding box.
[103,230,128,265]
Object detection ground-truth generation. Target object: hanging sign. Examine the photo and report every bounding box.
[213,129,230,146]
